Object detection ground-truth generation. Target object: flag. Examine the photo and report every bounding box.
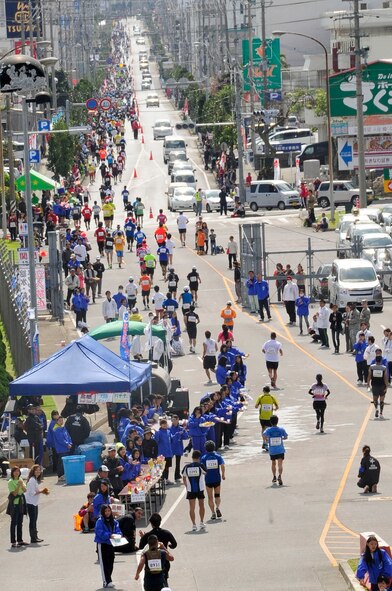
[295,157,301,187]
[120,310,131,361]
[183,97,189,117]
[220,151,226,168]
[273,158,280,180]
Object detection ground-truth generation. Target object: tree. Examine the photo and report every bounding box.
[47,120,76,181]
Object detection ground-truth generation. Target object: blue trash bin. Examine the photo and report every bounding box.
[62,455,86,485]
[76,443,103,471]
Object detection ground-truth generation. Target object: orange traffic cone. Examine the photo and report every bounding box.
[140,126,143,134]
[149,150,153,160]
[133,168,138,179]
[141,135,144,144]
[149,207,153,219]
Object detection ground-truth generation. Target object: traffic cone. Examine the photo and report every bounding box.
[133,168,138,178]
[141,135,144,144]
[149,207,153,219]
[140,125,143,133]
[149,150,153,160]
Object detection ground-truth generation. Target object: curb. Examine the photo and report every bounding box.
[339,561,363,591]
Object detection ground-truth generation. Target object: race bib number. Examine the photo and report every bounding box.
[147,559,162,573]
[167,305,174,312]
[187,467,200,477]
[206,459,218,469]
[373,369,383,378]
[146,261,154,267]
[270,437,282,447]
[183,303,190,309]
[261,404,272,411]
[169,281,176,287]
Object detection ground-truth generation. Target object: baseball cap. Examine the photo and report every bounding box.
[226,300,232,305]
[192,266,197,270]
[108,446,116,452]
[96,256,100,260]
[129,277,134,282]
[99,465,109,472]
[183,286,189,292]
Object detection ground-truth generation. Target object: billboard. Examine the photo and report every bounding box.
[5,0,41,39]
[242,38,281,94]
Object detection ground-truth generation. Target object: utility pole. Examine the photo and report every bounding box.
[247,0,256,159]
[261,0,269,155]
[353,0,367,209]
[232,1,246,203]
[6,96,16,215]
[0,110,6,237]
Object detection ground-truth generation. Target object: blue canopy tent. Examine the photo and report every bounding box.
[9,335,152,396]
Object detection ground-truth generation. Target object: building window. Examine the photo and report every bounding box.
[360,2,367,8]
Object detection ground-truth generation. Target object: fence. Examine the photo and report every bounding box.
[0,242,31,375]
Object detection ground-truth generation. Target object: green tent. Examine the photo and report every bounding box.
[15,170,58,192]
[89,321,167,342]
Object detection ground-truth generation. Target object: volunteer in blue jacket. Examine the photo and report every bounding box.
[263,415,288,487]
[216,356,229,386]
[169,415,189,481]
[52,416,72,482]
[95,504,121,589]
[255,273,271,322]
[93,480,112,518]
[295,289,310,335]
[246,270,259,314]
[117,445,141,484]
[201,440,225,520]
[188,407,209,454]
[356,535,392,591]
[45,409,59,473]
[154,419,174,483]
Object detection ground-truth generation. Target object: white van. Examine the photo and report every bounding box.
[269,128,316,149]
[163,136,187,163]
[171,170,197,189]
[245,180,300,211]
[328,258,383,311]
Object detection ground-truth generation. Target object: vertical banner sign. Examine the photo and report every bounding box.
[296,158,301,187]
[120,310,131,361]
[273,158,280,180]
[5,1,41,39]
[384,169,392,193]
[242,38,282,94]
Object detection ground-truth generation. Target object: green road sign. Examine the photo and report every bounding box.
[329,60,392,117]
[242,38,281,92]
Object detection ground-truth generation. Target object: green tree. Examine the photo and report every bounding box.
[47,120,76,180]
[72,79,95,104]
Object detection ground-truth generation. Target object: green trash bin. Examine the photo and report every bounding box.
[62,455,86,485]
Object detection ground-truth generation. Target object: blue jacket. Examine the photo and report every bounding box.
[216,364,228,385]
[356,548,392,584]
[79,294,89,311]
[71,293,83,312]
[121,422,144,445]
[246,277,257,296]
[118,456,141,482]
[226,346,245,369]
[46,418,57,448]
[93,492,111,517]
[113,292,125,309]
[53,425,72,453]
[117,417,130,442]
[353,341,367,363]
[295,296,310,316]
[94,517,121,544]
[154,428,173,458]
[188,415,209,437]
[230,379,243,400]
[255,280,269,300]
[169,425,189,456]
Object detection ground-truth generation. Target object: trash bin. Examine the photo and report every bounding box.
[62,455,86,485]
[76,442,103,471]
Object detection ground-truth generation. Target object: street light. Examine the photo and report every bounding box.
[40,55,58,111]
[0,53,49,366]
[273,31,335,221]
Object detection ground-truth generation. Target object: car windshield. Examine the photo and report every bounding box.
[274,182,294,192]
[363,236,392,247]
[354,226,382,237]
[317,265,332,276]
[339,267,376,282]
[155,121,171,128]
[383,206,392,214]
[205,190,220,198]
[174,189,195,197]
[175,174,194,181]
[167,141,185,149]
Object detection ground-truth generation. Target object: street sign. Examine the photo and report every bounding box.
[99,97,112,110]
[18,222,28,236]
[330,121,348,137]
[29,149,40,164]
[242,38,282,95]
[38,119,51,132]
[86,97,98,110]
[330,61,392,117]
[17,248,39,265]
[274,143,302,152]
[338,139,353,170]
[269,91,282,101]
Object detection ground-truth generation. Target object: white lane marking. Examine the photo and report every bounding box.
[161,487,187,526]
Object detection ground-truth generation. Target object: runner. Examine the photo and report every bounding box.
[182,450,207,532]
[152,286,165,320]
[201,441,225,520]
[124,217,136,252]
[93,201,101,227]
[255,386,279,450]
[154,223,167,246]
[105,230,114,269]
[114,231,125,269]
[179,286,193,318]
[367,354,388,418]
[157,242,170,280]
[125,277,138,310]
[177,211,189,246]
[184,305,200,353]
[165,267,179,299]
[139,273,152,310]
[144,250,156,279]
[262,332,283,389]
[220,301,236,331]
[202,331,218,385]
[308,374,330,433]
[187,266,201,306]
[95,222,106,255]
[263,415,288,486]
[134,534,174,589]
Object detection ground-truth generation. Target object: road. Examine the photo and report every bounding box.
[2,19,392,591]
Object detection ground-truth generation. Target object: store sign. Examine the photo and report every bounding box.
[5,0,41,39]
[330,61,392,117]
[242,38,281,93]
[338,137,392,170]
[18,265,46,311]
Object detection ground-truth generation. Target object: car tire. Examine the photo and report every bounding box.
[319,197,330,208]
[278,201,286,211]
[374,307,383,313]
[250,202,258,212]
[206,204,211,213]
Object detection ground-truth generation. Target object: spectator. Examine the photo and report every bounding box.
[226,236,238,270]
[102,290,118,323]
[356,535,392,591]
[357,445,380,494]
[65,406,91,451]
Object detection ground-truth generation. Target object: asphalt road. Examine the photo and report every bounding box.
[1,19,391,591]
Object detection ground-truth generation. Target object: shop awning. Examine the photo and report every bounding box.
[15,170,58,191]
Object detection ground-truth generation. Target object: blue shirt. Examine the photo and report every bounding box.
[255,280,269,300]
[201,451,225,485]
[295,296,310,316]
[124,220,135,236]
[182,461,206,492]
[353,340,367,363]
[134,231,146,245]
[263,426,288,455]
[157,246,169,263]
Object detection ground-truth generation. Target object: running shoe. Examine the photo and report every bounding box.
[316,421,320,430]
[224,445,231,450]
[375,410,379,418]
[272,476,277,483]
[192,524,197,531]
[199,522,206,530]
[211,512,216,520]
[216,508,222,518]
[278,476,283,486]
[320,429,324,433]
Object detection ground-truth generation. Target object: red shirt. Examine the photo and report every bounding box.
[95,228,106,242]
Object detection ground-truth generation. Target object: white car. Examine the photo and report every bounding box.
[167,150,188,173]
[139,60,149,71]
[170,161,194,180]
[136,37,145,45]
[146,93,159,108]
[169,187,196,211]
[141,80,151,90]
[360,233,392,262]
[171,171,197,189]
[153,119,173,140]
[201,189,235,212]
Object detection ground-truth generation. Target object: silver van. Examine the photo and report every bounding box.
[163,136,187,163]
[328,258,383,311]
[245,180,300,211]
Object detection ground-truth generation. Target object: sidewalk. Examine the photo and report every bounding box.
[0,313,108,512]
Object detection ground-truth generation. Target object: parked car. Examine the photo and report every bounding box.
[153,119,173,140]
[336,214,371,258]
[245,180,300,211]
[167,150,188,174]
[168,186,196,211]
[316,180,374,209]
[171,170,197,189]
[312,263,332,299]
[146,93,159,108]
[328,258,383,311]
[298,141,328,170]
[201,189,235,213]
[359,233,392,262]
[139,60,149,71]
[374,248,392,292]
[381,205,392,223]
[136,37,145,45]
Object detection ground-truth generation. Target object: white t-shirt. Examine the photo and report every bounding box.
[177,214,189,230]
[24,477,40,506]
[152,292,165,310]
[262,339,282,362]
[165,239,175,254]
[204,338,217,356]
[125,283,137,297]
